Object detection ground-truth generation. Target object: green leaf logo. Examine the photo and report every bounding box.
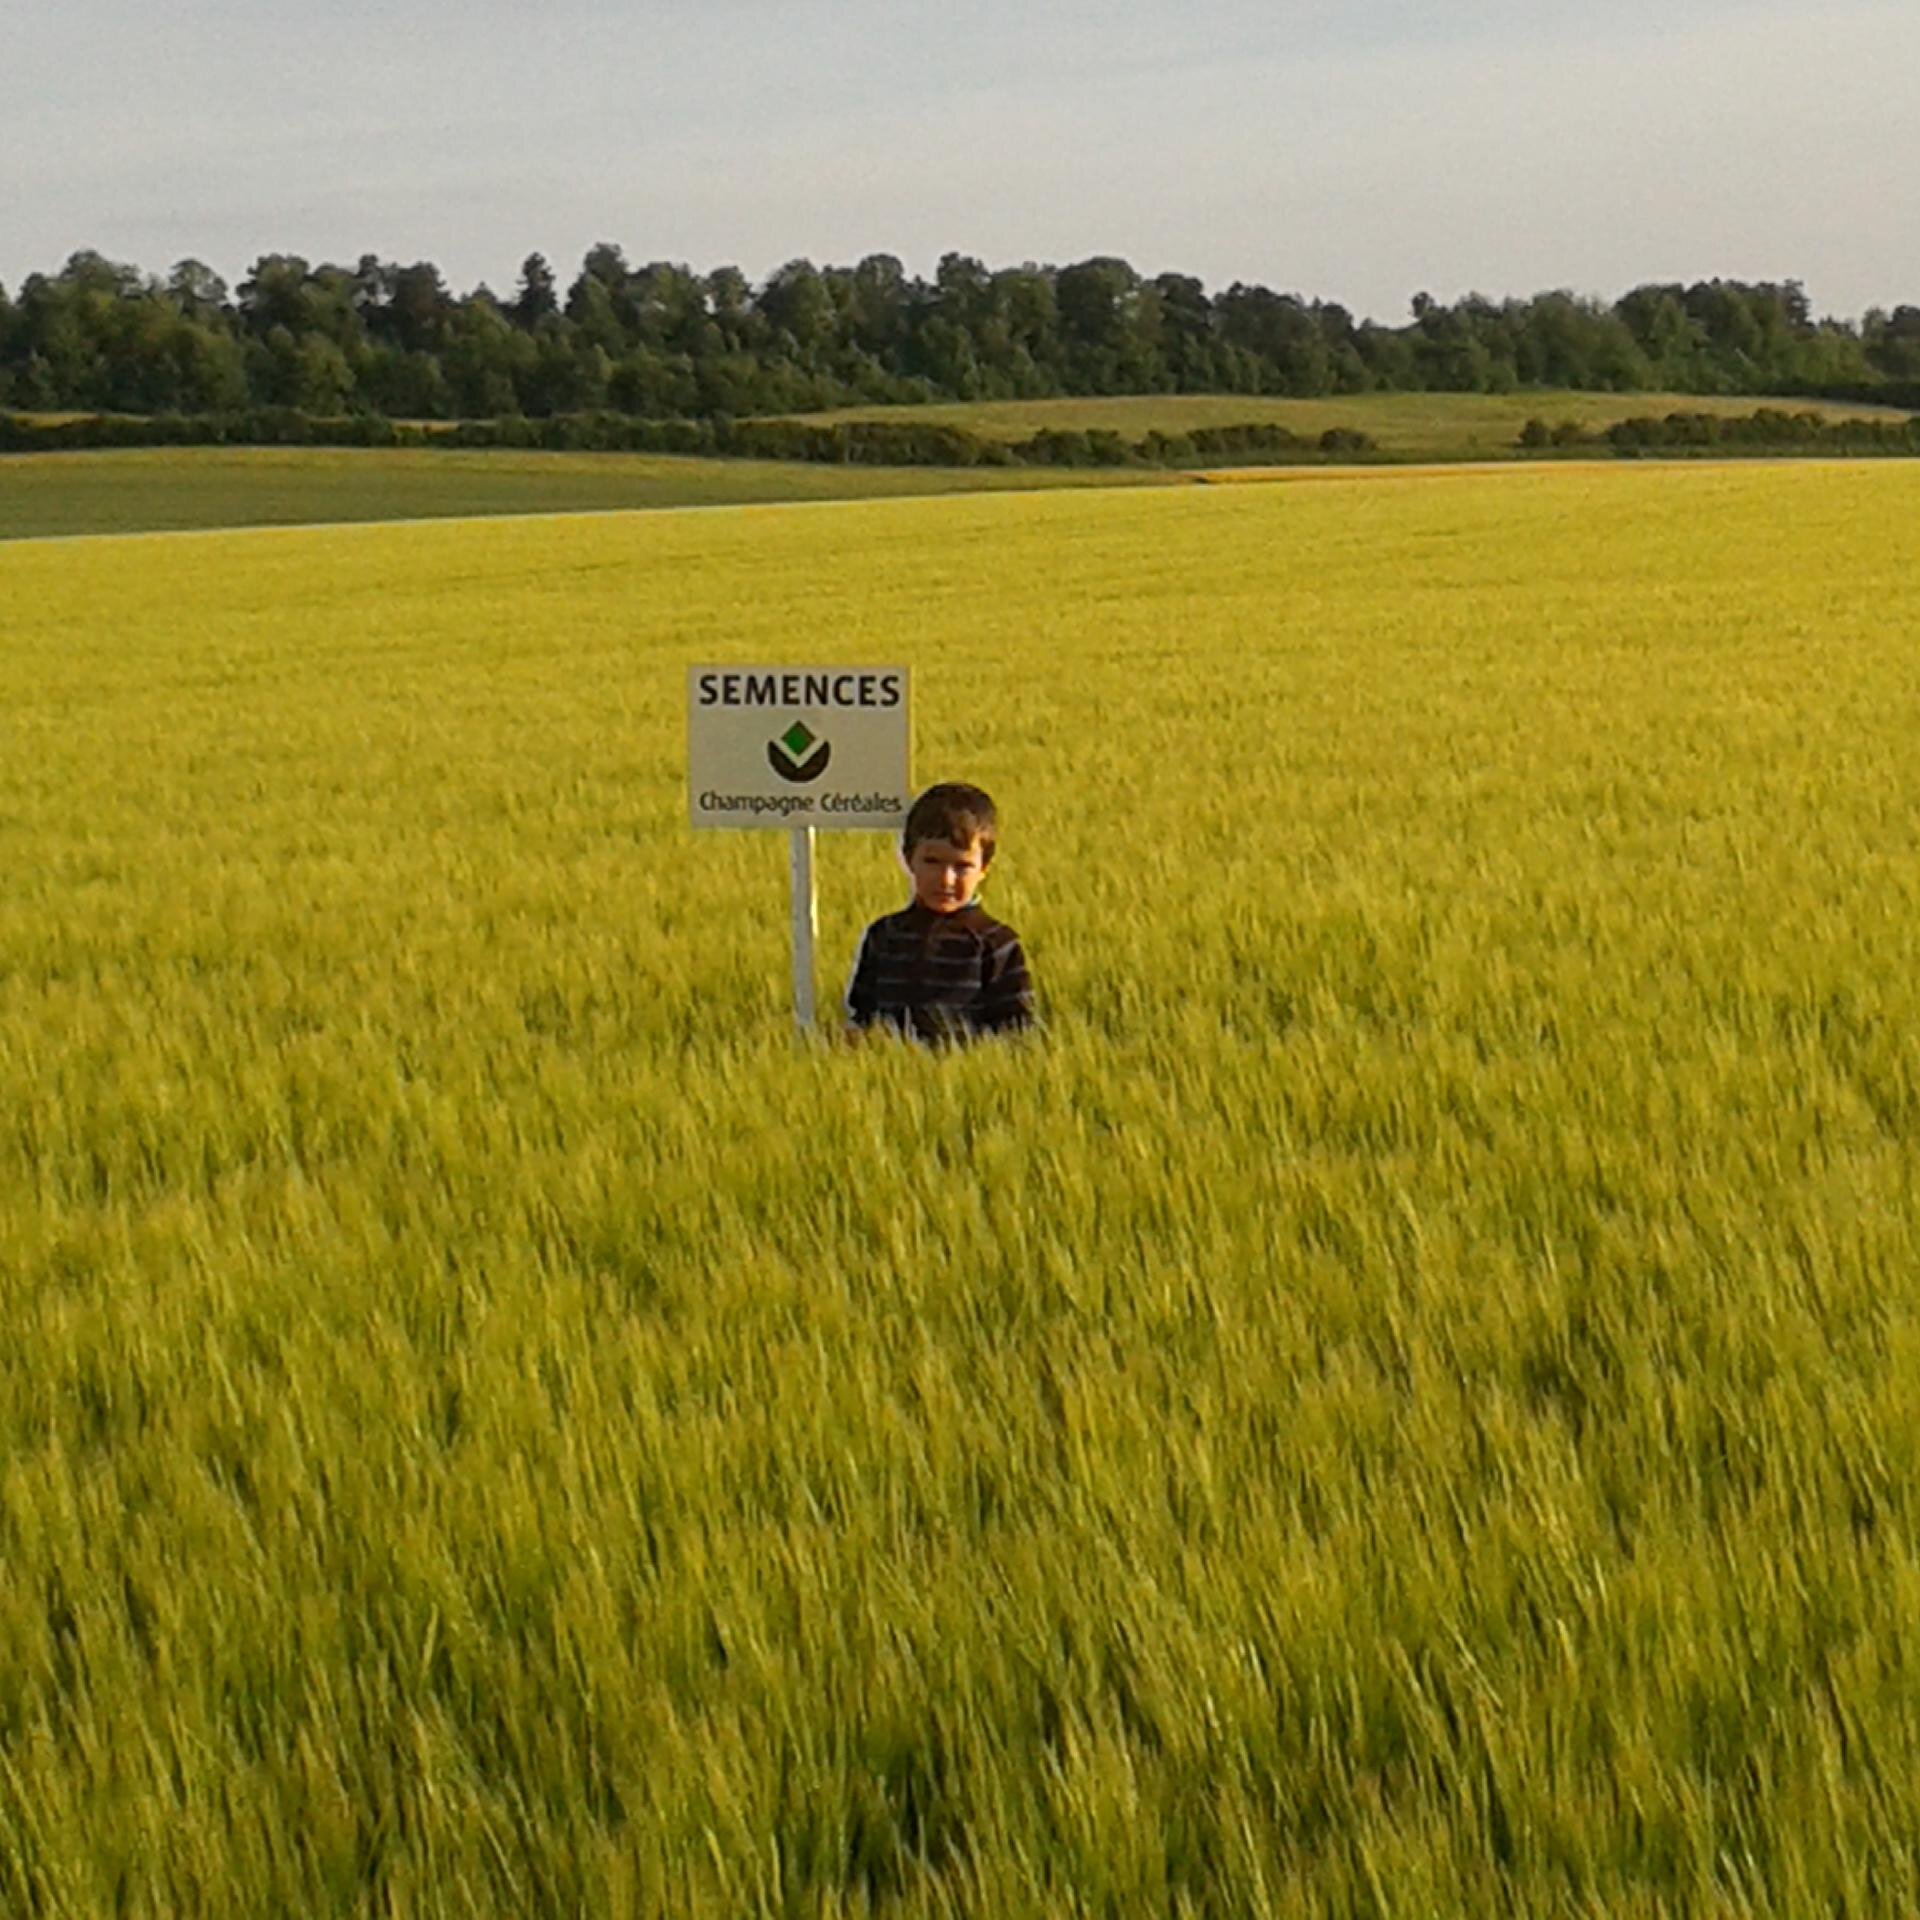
[767,718,832,783]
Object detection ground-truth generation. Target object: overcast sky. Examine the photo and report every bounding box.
[7,0,1915,322]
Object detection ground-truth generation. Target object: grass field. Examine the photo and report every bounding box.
[4,465,1920,1914]
[790,388,1914,458]
[0,445,1171,542]
[7,390,1912,546]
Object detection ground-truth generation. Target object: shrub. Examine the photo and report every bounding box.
[1015,429,1095,467]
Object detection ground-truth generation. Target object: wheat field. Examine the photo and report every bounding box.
[3,466,1919,1915]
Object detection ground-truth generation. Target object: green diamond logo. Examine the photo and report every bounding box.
[768,718,832,783]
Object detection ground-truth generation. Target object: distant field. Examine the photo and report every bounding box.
[0,446,1172,541]
[6,466,1920,1913]
[7,394,1912,542]
[791,389,1913,458]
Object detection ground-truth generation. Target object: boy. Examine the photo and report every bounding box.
[844,782,1037,1043]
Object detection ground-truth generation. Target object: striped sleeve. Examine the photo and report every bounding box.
[845,924,880,1027]
[977,926,1036,1034]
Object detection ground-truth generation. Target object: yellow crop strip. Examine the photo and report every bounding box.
[3,465,1920,1913]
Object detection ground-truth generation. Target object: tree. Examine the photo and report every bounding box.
[173,324,248,411]
[1217,283,1334,395]
[291,334,355,412]
[840,253,911,366]
[165,259,230,321]
[1866,306,1920,379]
[758,260,835,365]
[383,262,452,355]
[523,331,605,416]
[1153,272,1219,390]
[58,250,146,299]
[579,242,629,290]
[934,253,993,332]
[1615,285,1705,386]
[629,262,708,354]
[443,294,535,416]
[17,353,59,410]
[571,244,640,343]
[995,267,1060,390]
[567,272,626,354]
[1055,256,1148,391]
[513,253,558,328]
[917,316,984,398]
[1313,303,1371,394]
[704,266,756,350]
[609,345,699,416]
[361,344,449,418]
[16,276,102,405]
[237,255,318,336]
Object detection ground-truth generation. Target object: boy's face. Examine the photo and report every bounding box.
[905,835,988,913]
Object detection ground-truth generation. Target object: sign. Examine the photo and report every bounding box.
[687,664,914,1036]
[687,665,911,831]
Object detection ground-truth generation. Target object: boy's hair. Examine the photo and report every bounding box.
[903,782,998,865]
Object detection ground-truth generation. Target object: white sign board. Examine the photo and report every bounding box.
[687,665,911,831]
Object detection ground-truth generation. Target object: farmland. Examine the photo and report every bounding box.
[6,388,1913,544]
[785,386,1916,459]
[4,464,1920,1914]
[0,445,1172,543]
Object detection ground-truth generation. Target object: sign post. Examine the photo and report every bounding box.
[688,666,912,1035]
[789,824,817,1036]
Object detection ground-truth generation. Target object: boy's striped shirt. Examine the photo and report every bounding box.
[845,902,1036,1042]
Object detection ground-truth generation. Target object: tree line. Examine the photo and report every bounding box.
[1528,408,1920,457]
[4,246,1919,420]
[0,409,1379,468]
